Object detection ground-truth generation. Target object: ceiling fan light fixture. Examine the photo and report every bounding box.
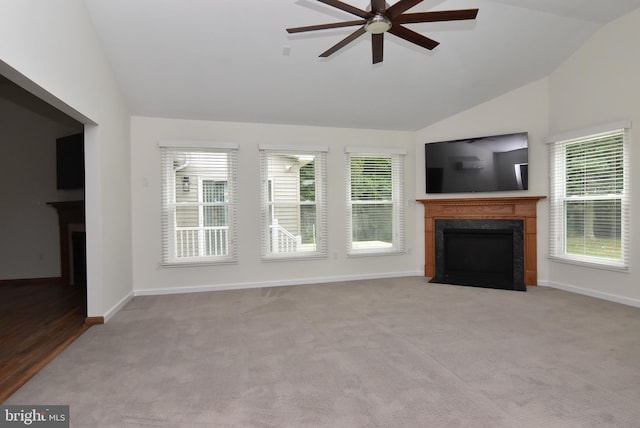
[364,15,391,34]
[286,2,479,64]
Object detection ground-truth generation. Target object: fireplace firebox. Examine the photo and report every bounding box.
[432,219,525,291]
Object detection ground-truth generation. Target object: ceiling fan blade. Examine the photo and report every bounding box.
[371,0,386,14]
[319,26,367,58]
[395,9,479,24]
[386,0,423,19]
[317,0,371,19]
[287,20,366,33]
[372,33,384,64]
[388,25,439,50]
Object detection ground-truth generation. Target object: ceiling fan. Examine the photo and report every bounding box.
[286,0,479,64]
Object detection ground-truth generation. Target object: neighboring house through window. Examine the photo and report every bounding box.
[346,147,405,255]
[259,145,328,260]
[200,179,229,256]
[160,141,238,265]
[549,122,630,270]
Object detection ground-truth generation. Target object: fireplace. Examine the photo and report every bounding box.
[47,200,85,285]
[417,196,545,286]
[433,219,525,291]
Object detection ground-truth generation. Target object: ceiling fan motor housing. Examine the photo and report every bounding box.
[365,15,392,34]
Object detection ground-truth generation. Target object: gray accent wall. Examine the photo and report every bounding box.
[0,77,83,280]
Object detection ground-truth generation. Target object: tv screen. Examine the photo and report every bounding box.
[56,133,85,190]
[425,132,528,193]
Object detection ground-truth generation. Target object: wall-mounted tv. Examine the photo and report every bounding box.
[425,132,528,193]
[56,132,85,190]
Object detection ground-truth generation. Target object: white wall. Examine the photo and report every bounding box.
[413,6,640,307]
[131,117,419,294]
[414,78,550,283]
[546,7,640,306]
[0,0,132,318]
[1,1,636,319]
[0,90,83,279]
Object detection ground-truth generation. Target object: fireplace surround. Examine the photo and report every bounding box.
[417,196,545,287]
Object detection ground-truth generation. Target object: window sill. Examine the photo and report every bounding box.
[160,259,237,268]
[347,249,406,258]
[548,256,629,273]
[261,253,328,262]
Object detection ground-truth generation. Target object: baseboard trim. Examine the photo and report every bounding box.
[133,271,423,297]
[102,291,134,323]
[84,291,134,325]
[84,316,104,325]
[0,277,62,286]
[547,280,640,309]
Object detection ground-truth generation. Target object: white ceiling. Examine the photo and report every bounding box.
[83,0,640,131]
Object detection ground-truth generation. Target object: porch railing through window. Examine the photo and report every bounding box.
[175,226,229,258]
[270,219,301,253]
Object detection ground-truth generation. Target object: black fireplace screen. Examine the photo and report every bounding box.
[432,219,525,291]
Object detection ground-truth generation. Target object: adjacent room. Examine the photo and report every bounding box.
[1,0,639,426]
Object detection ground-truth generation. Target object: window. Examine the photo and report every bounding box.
[346,147,405,255]
[160,141,238,265]
[259,145,328,260]
[549,124,630,270]
[201,180,228,255]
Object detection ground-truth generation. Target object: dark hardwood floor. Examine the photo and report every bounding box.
[0,282,90,403]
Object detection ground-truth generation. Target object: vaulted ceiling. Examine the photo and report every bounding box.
[83,0,640,131]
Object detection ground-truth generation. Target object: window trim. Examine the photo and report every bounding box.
[259,146,328,261]
[547,123,630,271]
[159,141,239,266]
[345,147,406,257]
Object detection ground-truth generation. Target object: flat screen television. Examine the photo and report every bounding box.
[56,133,85,190]
[425,132,528,193]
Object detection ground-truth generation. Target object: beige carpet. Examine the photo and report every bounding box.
[7,277,640,427]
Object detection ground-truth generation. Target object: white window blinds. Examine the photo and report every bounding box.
[160,142,238,265]
[549,127,630,270]
[259,146,328,260]
[346,148,405,256]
